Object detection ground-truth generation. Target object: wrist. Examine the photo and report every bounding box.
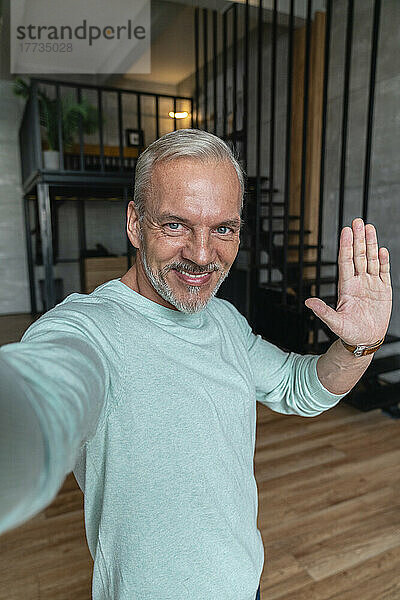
[340,337,385,357]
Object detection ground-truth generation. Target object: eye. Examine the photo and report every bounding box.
[216,226,232,235]
[165,223,182,230]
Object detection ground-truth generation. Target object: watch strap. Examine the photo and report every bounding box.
[341,337,385,357]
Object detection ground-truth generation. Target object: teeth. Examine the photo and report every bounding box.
[180,270,209,278]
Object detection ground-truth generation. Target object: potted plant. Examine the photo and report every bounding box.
[14,78,101,169]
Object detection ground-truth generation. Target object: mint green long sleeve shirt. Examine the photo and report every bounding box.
[0,279,345,599]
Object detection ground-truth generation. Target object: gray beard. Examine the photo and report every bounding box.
[139,246,230,314]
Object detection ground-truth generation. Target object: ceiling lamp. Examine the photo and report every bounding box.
[168,111,189,119]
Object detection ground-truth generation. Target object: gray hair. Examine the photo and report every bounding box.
[133,128,245,220]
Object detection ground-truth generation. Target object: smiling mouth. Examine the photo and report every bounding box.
[172,268,214,286]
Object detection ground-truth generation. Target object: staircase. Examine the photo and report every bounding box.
[240,175,400,413]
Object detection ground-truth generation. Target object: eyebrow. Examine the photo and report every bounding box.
[158,213,241,229]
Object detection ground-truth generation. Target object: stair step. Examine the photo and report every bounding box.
[385,334,400,345]
[259,261,336,269]
[261,215,300,220]
[287,244,320,249]
[366,355,400,378]
[299,277,336,285]
[305,340,330,353]
[247,190,281,196]
[261,244,318,250]
[287,260,337,267]
[247,176,270,183]
[260,277,336,290]
[320,294,337,305]
[344,381,400,412]
[269,229,312,235]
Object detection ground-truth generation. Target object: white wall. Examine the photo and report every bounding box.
[0,80,30,314]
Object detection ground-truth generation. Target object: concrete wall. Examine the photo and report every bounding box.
[322,0,400,338]
[178,0,400,338]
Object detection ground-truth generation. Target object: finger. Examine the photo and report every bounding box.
[365,223,379,276]
[352,218,367,275]
[379,247,391,285]
[338,226,354,283]
[305,298,342,337]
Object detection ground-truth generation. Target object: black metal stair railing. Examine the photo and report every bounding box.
[192,0,400,411]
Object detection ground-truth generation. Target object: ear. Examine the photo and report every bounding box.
[126,201,142,249]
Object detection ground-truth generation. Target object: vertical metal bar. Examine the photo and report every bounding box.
[56,84,64,170]
[251,0,264,326]
[118,91,124,170]
[137,94,142,138]
[77,199,87,293]
[37,183,55,310]
[203,9,208,130]
[213,10,218,135]
[232,2,238,140]
[338,0,354,253]
[173,97,177,130]
[155,95,160,138]
[268,0,278,285]
[97,89,105,172]
[297,0,313,313]
[282,0,294,307]
[362,0,381,223]
[31,80,43,170]
[77,87,84,171]
[195,8,200,129]
[243,0,249,171]
[313,0,333,351]
[223,10,228,138]
[243,0,250,319]
[190,97,194,128]
[23,196,37,315]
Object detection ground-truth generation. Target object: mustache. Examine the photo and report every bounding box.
[162,261,223,275]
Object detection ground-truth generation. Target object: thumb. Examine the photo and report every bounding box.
[305,298,342,336]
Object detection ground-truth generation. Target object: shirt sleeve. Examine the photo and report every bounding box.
[0,305,110,536]
[225,301,347,417]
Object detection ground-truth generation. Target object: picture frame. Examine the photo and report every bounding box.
[125,128,144,148]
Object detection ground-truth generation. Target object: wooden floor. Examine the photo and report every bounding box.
[2,314,400,599]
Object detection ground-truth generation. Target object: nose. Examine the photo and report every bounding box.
[181,229,216,267]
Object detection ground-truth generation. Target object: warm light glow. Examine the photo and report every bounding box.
[168,111,189,119]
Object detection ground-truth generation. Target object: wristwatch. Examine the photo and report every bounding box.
[340,337,385,357]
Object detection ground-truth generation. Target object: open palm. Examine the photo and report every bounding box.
[305,218,392,346]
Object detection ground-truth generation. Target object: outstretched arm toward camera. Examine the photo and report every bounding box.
[0,313,109,536]
[305,218,392,395]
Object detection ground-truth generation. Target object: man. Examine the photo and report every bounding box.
[0,129,392,600]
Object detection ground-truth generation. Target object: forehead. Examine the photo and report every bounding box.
[148,158,242,222]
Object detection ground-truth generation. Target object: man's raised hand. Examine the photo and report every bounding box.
[305,218,392,346]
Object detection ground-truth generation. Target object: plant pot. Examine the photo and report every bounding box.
[43,150,60,170]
